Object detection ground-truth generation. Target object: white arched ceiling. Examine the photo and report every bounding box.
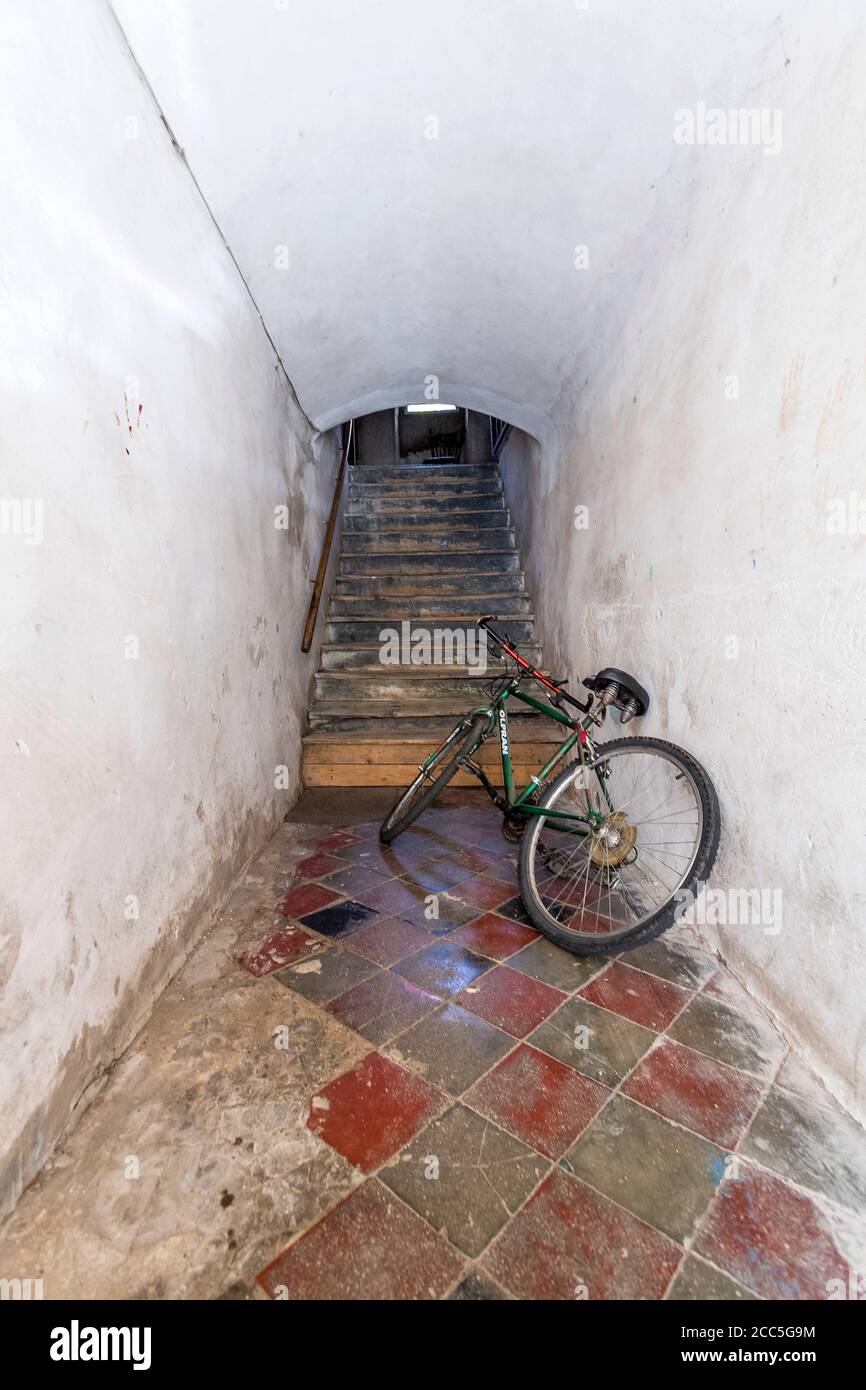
[111,0,784,439]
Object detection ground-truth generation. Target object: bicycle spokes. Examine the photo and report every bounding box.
[528,747,703,942]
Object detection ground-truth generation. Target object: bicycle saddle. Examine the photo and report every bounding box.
[583,668,650,718]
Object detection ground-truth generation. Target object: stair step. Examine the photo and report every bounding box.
[307,697,553,731]
[304,719,561,744]
[301,716,568,786]
[326,592,528,619]
[303,757,563,788]
[342,528,514,554]
[301,453,551,778]
[350,463,497,484]
[315,669,544,701]
[348,492,505,515]
[328,597,531,621]
[344,509,509,532]
[341,550,520,576]
[306,714,546,738]
[326,612,533,643]
[302,766,543,788]
[319,643,542,671]
[333,571,525,598]
[349,479,502,501]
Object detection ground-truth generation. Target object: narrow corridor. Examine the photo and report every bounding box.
[4,0,866,1328]
[2,793,863,1300]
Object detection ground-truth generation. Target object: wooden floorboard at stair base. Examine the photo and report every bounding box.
[302,460,555,788]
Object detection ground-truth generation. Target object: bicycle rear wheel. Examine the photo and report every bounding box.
[518,736,720,954]
[379,714,490,843]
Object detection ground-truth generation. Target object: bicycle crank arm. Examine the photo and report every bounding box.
[460,757,507,808]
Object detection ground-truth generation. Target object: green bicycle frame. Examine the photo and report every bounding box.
[423,676,613,830]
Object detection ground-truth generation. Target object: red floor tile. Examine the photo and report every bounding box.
[312,830,360,851]
[622,1037,764,1148]
[398,859,475,892]
[467,1043,608,1159]
[352,877,426,918]
[456,965,565,1037]
[453,874,515,911]
[306,1051,442,1173]
[580,960,690,1031]
[696,1162,858,1300]
[293,851,352,880]
[235,925,324,977]
[450,912,538,961]
[461,828,514,854]
[257,1179,464,1300]
[348,915,434,967]
[483,1167,680,1299]
[455,846,518,878]
[276,881,342,919]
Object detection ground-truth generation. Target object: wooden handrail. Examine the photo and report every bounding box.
[301,418,354,652]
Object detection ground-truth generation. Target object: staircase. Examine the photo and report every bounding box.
[301,459,560,787]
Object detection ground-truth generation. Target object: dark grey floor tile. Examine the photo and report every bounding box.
[742,1085,866,1216]
[563,1093,724,1244]
[388,1002,515,1094]
[528,995,655,1087]
[668,992,787,1081]
[381,1104,548,1257]
[275,948,379,1004]
[667,1255,758,1301]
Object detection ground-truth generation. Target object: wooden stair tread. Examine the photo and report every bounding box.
[303,718,563,742]
[316,667,549,678]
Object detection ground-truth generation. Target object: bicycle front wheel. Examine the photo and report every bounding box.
[379,714,490,843]
[518,736,720,954]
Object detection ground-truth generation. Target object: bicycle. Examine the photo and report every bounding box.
[379,616,720,955]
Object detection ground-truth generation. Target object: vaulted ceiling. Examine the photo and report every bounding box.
[112,0,783,439]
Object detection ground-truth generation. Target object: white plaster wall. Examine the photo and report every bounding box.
[110,0,788,440]
[500,8,866,1118]
[0,0,337,1213]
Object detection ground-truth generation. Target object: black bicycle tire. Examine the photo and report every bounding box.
[379,715,490,843]
[517,736,721,955]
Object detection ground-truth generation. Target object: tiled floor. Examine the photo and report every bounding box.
[252,798,866,1301]
[2,792,865,1301]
